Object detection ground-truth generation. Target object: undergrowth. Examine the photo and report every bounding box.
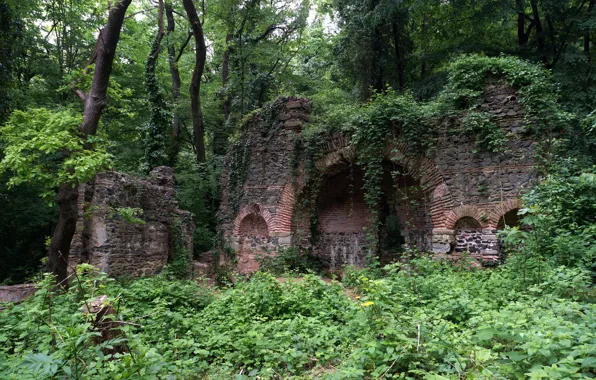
[1,256,594,379]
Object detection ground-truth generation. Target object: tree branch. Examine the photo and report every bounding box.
[175,31,193,62]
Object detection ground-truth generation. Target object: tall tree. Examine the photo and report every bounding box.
[49,0,132,286]
[183,0,207,163]
[165,1,183,163]
[142,0,170,171]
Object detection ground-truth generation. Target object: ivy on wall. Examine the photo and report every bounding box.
[228,55,574,256]
[140,33,171,173]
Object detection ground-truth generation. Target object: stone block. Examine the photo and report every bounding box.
[286,100,303,110]
[0,284,36,303]
[284,119,302,131]
[433,243,452,253]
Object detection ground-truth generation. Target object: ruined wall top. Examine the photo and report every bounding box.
[219,82,536,268]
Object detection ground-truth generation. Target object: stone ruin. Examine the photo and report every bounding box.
[69,167,193,277]
[219,82,535,272]
[0,167,192,303]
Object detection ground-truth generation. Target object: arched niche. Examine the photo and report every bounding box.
[497,208,522,230]
[236,213,269,274]
[238,214,269,238]
[307,159,433,269]
[453,216,484,256]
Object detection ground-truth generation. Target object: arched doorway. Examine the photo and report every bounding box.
[497,209,522,230]
[314,165,371,269]
[237,213,269,273]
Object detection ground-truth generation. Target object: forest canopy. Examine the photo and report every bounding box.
[0,0,595,378]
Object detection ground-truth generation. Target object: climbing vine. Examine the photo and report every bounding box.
[167,215,192,279]
[462,111,508,153]
[227,139,251,215]
[140,32,170,172]
[293,54,574,254]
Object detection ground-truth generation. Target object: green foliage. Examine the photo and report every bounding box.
[0,180,56,284]
[256,247,323,276]
[1,259,594,379]
[0,108,112,200]
[166,216,192,279]
[175,153,221,255]
[140,29,171,172]
[502,160,596,275]
[0,0,17,124]
[111,207,145,225]
[462,111,508,153]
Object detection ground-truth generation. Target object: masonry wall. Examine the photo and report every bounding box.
[69,167,193,277]
[219,98,311,272]
[220,81,535,271]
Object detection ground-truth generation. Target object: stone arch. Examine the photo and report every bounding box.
[489,198,523,227]
[311,135,454,228]
[232,204,274,274]
[444,205,489,229]
[232,203,274,236]
[238,214,269,237]
[269,183,295,236]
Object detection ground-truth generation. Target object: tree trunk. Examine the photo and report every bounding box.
[222,33,232,121]
[48,183,79,287]
[420,13,428,80]
[370,0,384,95]
[183,0,207,163]
[391,22,405,89]
[517,0,528,46]
[166,2,182,163]
[80,0,132,136]
[530,0,547,61]
[50,0,132,286]
[586,0,595,55]
[147,0,164,71]
[143,0,167,171]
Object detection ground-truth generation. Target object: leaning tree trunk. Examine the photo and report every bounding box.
[50,0,132,287]
[183,0,207,163]
[165,2,182,164]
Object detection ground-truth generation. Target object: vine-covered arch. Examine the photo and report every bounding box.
[232,203,274,236]
[311,135,454,229]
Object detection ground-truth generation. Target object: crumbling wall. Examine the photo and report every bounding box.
[0,284,36,303]
[219,97,311,273]
[220,82,535,271]
[69,167,193,277]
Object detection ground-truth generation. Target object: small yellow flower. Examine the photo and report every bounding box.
[355,295,361,300]
[361,301,374,307]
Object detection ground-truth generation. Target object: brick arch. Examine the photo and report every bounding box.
[270,183,295,235]
[489,198,523,227]
[312,135,454,227]
[232,203,275,236]
[444,205,488,229]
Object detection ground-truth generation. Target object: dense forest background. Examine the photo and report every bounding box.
[0,1,596,379]
[1,0,595,284]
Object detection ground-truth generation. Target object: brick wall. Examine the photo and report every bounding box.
[317,167,371,234]
[220,80,535,269]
